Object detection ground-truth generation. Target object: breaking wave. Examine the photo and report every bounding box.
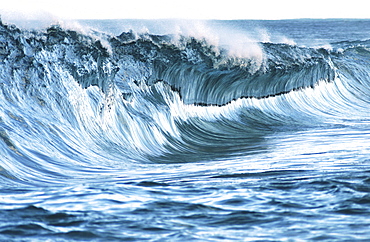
[1,20,370,185]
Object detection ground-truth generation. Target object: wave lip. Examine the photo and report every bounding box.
[110,32,336,106]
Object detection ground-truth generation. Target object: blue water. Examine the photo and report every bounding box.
[1,18,370,241]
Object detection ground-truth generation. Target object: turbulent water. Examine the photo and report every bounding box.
[1,18,370,241]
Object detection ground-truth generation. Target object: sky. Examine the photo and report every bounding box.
[1,0,369,21]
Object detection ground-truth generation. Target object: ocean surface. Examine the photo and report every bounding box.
[1,18,370,241]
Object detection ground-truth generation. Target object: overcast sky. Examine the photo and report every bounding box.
[1,0,369,21]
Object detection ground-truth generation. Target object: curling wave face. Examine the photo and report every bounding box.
[0,20,370,185]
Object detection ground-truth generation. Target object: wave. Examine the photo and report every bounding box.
[1,20,370,184]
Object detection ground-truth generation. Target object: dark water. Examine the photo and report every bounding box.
[1,18,370,241]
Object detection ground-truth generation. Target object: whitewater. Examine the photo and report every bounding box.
[1,18,370,241]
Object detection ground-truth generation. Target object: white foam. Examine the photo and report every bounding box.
[159,20,265,71]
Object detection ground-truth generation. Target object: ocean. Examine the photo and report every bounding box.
[1,18,370,241]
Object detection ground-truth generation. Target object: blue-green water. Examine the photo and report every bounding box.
[1,19,370,241]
